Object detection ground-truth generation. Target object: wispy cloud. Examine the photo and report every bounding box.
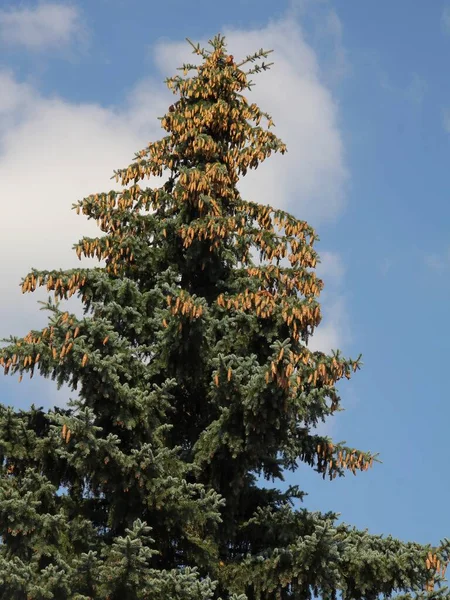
[377,66,427,109]
[0,2,84,51]
[288,0,350,83]
[321,8,349,81]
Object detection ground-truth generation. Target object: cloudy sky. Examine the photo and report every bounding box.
[1,0,450,548]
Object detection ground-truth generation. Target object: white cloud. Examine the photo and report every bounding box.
[316,250,345,286]
[0,2,84,50]
[308,251,349,355]
[0,12,350,406]
[0,71,35,115]
[308,295,349,354]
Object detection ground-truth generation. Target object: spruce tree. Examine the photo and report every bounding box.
[0,34,448,600]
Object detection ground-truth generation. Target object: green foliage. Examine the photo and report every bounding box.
[0,34,448,599]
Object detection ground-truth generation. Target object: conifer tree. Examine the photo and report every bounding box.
[0,34,449,600]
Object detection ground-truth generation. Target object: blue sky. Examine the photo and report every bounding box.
[1,0,450,549]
